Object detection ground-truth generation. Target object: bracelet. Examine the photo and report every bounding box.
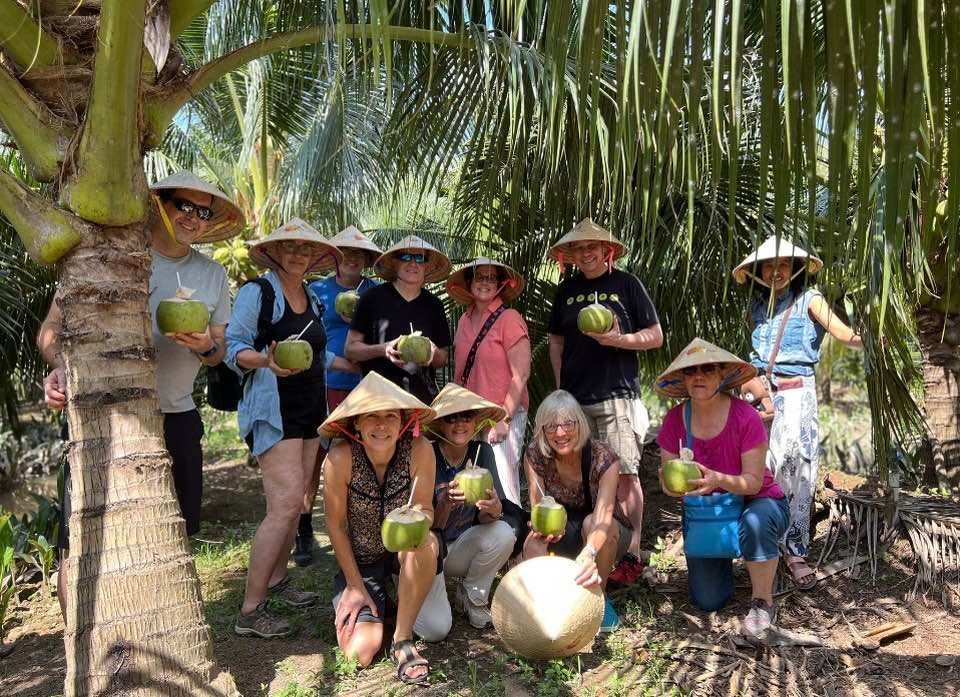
[198,342,218,358]
[581,543,598,560]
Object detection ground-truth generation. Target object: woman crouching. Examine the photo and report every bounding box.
[654,339,789,639]
[522,389,633,633]
[321,372,449,685]
[427,383,525,630]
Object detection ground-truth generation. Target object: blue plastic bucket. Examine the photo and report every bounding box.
[682,493,744,559]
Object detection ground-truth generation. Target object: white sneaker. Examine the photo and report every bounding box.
[742,598,776,639]
[456,584,492,629]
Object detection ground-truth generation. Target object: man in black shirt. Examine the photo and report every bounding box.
[548,218,663,586]
[346,235,452,403]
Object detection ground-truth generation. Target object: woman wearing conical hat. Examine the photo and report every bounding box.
[655,338,788,640]
[319,372,447,685]
[426,383,525,631]
[733,236,862,591]
[345,234,453,404]
[447,257,531,506]
[226,218,350,638]
[547,218,663,588]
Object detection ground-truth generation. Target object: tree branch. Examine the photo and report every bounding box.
[0,62,71,182]
[169,0,215,41]
[0,0,75,70]
[61,0,147,226]
[146,23,472,137]
[0,168,83,264]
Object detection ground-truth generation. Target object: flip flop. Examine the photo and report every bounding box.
[391,639,429,685]
[785,556,818,591]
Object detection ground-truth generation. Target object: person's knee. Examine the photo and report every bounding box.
[416,609,452,642]
[484,520,516,553]
[342,632,380,667]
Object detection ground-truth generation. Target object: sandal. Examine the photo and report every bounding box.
[391,639,429,685]
[785,556,817,591]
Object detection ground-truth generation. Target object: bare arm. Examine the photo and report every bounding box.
[808,295,863,349]
[344,328,392,363]
[675,443,767,497]
[583,461,619,553]
[409,438,437,524]
[429,345,449,369]
[323,446,366,588]
[502,337,531,418]
[548,334,563,388]
[37,298,63,368]
[587,319,664,351]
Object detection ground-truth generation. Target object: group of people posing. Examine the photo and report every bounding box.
[39,172,862,686]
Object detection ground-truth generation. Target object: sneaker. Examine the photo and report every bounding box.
[456,584,492,630]
[607,553,644,589]
[292,531,314,567]
[268,576,318,608]
[599,598,621,633]
[742,598,776,639]
[234,603,293,638]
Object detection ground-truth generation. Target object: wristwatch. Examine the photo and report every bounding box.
[198,342,218,358]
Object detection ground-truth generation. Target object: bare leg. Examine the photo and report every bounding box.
[745,559,778,605]
[338,621,383,668]
[301,441,326,515]
[582,514,621,587]
[617,474,644,557]
[268,438,321,585]
[393,534,440,682]
[241,439,306,614]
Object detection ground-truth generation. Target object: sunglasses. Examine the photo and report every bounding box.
[441,409,480,423]
[472,273,500,284]
[397,252,428,264]
[543,420,577,434]
[171,197,214,222]
[682,364,719,377]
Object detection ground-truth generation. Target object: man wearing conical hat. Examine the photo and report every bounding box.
[547,218,663,588]
[38,171,245,614]
[345,234,453,404]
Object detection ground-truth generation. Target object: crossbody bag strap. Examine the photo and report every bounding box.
[459,304,508,384]
[765,299,795,381]
[682,400,694,451]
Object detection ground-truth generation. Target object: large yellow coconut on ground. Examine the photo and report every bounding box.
[491,556,604,659]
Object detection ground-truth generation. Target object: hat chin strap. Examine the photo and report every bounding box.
[152,194,178,244]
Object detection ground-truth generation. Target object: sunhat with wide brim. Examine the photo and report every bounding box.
[655,338,758,399]
[249,218,342,275]
[374,235,453,284]
[150,171,245,243]
[328,225,382,266]
[732,235,824,286]
[446,257,525,306]
[318,371,437,439]
[426,382,507,432]
[547,218,628,266]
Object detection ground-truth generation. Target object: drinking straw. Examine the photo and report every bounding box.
[294,320,314,341]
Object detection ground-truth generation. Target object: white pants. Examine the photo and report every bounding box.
[411,520,516,640]
[490,407,528,505]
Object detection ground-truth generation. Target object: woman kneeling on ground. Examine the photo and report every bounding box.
[522,389,633,633]
[321,372,449,685]
[654,338,789,640]
[428,383,525,630]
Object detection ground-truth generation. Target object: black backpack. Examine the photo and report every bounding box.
[206,278,276,412]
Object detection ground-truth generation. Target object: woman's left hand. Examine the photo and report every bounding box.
[487,420,510,444]
[687,462,721,496]
[573,554,602,588]
[476,489,502,520]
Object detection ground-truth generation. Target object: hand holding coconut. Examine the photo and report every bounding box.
[264,340,299,377]
[167,327,216,354]
[685,461,722,496]
[583,313,623,346]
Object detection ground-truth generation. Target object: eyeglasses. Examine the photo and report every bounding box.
[278,241,319,255]
[472,273,500,284]
[441,409,480,424]
[682,364,719,377]
[543,420,577,434]
[397,252,427,264]
[171,197,214,221]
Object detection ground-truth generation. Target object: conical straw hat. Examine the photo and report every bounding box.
[732,235,824,286]
[150,171,245,243]
[446,257,525,305]
[654,338,758,399]
[328,225,382,265]
[426,382,507,431]
[374,234,453,283]
[318,371,436,439]
[548,218,627,264]
[248,218,342,275]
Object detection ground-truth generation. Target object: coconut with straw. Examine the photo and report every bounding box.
[274,320,314,370]
[576,291,614,334]
[156,271,210,334]
[530,477,568,537]
[381,476,430,552]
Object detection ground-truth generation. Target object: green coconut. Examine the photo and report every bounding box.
[454,463,495,505]
[381,504,430,553]
[577,300,614,334]
[334,290,361,320]
[274,336,314,370]
[156,286,210,334]
[531,495,568,537]
[662,458,702,495]
[397,331,432,365]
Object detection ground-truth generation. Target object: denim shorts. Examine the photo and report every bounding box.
[686,496,789,612]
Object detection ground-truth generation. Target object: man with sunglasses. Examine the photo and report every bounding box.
[346,236,453,403]
[547,218,663,589]
[39,173,243,580]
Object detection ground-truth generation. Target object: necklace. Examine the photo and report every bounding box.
[439,442,470,471]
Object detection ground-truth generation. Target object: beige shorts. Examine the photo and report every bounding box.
[581,397,649,475]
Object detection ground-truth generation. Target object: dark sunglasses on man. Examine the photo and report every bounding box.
[682,364,719,377]
[171,197,214,221]
[441,409,480,424]
[396,251,427,264]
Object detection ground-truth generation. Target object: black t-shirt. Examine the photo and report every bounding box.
[548,269,659,404]
[350,282,452,403]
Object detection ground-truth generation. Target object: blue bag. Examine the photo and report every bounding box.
[679,401,744,559]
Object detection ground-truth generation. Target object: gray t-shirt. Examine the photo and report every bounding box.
[149,250,231,413]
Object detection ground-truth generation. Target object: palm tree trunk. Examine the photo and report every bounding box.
[58,221,237,696]
[916,306,960,493]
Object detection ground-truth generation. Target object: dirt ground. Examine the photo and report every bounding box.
[2,450,958,696]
